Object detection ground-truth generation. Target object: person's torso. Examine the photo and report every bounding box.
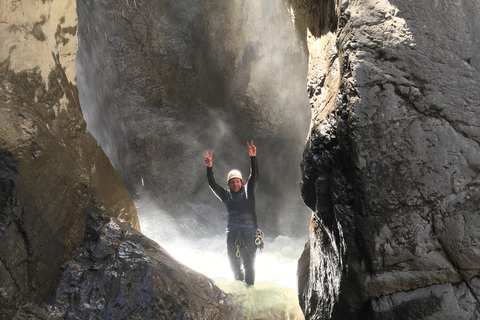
[224,187,255,231]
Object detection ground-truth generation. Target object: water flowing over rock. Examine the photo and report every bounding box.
[291,0,480,319]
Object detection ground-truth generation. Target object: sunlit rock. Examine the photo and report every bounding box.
[291,0,480,318]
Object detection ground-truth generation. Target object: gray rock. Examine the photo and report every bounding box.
[292,0,480,318]
[371,282,480,320]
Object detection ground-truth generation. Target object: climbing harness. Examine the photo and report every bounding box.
[234,229,264,257]
[255,228,265,251]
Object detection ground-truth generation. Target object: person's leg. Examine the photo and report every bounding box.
[240,229,256,285]
[243,253,255,285]
[227,231,244,281]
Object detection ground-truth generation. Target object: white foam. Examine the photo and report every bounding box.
[137,204,307,319]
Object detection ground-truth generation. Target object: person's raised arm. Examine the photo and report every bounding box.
[205,150,226,201]
[246,141,259,228]
[247,141,258,185]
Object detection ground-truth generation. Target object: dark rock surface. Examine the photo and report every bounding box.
[14,216,230,320]
[291,0,480,319]
[76,0,311,238]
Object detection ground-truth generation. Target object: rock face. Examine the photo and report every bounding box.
[16,216,230,319]
[292,0,480,319]
[76,0,311,237]
[0,1,227,319]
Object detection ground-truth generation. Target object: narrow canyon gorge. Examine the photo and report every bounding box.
[1,0,479,319]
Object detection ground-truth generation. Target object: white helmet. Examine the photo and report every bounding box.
[227,170,243,183]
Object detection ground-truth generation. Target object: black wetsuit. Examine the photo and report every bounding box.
[207,156,258,285]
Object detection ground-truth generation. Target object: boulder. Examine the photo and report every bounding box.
[14,215,230,319]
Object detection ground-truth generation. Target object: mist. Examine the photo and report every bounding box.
[77,0,311,240]
[76,0,311,316]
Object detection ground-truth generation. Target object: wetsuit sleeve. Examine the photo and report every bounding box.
[247,156,258,228]
[207,166,227,202]
[247,156,258,190]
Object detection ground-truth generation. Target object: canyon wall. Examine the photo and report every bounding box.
[2,0,478,318]
[293,0,480,319]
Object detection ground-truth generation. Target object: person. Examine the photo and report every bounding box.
[204,141,259,285]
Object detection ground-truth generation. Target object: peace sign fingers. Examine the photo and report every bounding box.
[247,140,256,157]
[204,150,213,167]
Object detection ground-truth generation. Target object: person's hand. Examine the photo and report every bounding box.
[247,140,256,157]
[204,150,213,167]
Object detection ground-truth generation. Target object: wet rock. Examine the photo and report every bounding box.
[369,282,479,320]
[37,217,230,320]
[293,0,480,318]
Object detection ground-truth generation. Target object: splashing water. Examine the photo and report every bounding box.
[136,199,307,319]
